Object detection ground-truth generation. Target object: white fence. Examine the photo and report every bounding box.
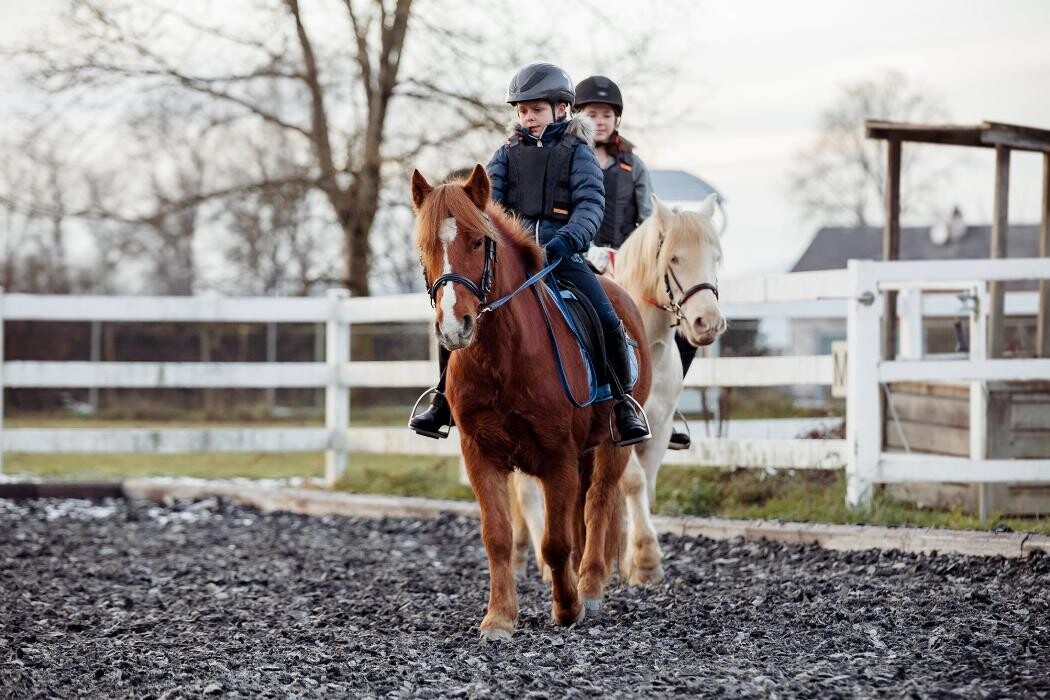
[2,258,1048,507]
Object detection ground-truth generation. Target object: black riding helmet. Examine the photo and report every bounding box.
[506,63,575,106]
[574,75,623,116]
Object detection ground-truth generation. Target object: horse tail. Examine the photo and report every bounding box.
[605,487,627,579]
[572,452,592,575]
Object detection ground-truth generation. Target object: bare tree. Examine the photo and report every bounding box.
[8,0,699,295]
[0,132,77,293]
[14,0,511,296]
[788,71,950,227]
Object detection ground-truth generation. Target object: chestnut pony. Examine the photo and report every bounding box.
[411,164,652,640]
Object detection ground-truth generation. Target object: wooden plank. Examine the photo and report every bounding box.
[3,361,331,388]
[1038,153,1050,358]
[981,123,1050,153]
[718,269,850,305]
[0,482,125,500]
[660,438,846,469]
[1011,402,1050,431]
[989,145,1011,358]
[889,381,969,399]
[1008,434,1050,459]
[870,258,1050,285]
[344,361,438,388]
[865,120,984,147]
[2,294,331,323]
[879,453,1050,483]
[342,293,432,323]
[122,479,481,520]
[865,120,1050,153]
[344,428,846,470]
[887,391,969,428]
[880,358,1050,383]
[885,420,970,456]
[3,428,330,454]
[684,355,834,387]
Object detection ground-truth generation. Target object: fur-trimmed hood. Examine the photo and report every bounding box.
[506,113,596,148]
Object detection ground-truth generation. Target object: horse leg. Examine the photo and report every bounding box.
[463,447,518,640]
[540,463,582,626]
[620,445,665,585]
[577,442,630,616]
[510,471,550,581]
[509,472,531,579]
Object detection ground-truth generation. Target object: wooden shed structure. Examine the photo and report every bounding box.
[865,120,1050,517]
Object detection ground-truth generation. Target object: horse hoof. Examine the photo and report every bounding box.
[552,603,584,626]
[629,564,665,586]
[479,627,513,643]
[583,597,602,620]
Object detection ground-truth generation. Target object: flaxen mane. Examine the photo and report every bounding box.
[615,208,722,301]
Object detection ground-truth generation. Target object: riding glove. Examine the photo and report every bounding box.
[543,235,573,262]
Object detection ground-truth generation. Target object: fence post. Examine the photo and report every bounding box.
[846,261,881,508]
[970,283,990,521]
[0,286,4,475]
[325,289,350,486]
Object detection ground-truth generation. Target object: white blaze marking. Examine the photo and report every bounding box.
[438,217,463,339]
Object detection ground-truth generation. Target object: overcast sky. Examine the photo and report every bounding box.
[2,0,1048,281]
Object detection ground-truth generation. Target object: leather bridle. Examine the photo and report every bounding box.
[652,229,719,328]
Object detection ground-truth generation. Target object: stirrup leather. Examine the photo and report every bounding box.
[608,394,652,447]
[409,387,452,439]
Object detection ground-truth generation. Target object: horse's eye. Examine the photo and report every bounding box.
[473,239,484,250]
[670,255,680,264]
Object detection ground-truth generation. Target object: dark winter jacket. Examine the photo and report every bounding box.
[486,115,605,255]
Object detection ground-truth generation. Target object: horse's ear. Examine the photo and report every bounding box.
[411,169,433,211]
[651,193,675,230]
[462,164,490,210]
[699,193,718,219]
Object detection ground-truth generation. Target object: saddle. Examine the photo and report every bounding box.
[542,277,639,405]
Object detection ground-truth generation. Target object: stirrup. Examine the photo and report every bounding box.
[668,410,692,450]
[408,387,451,439]
[609,394,652,448]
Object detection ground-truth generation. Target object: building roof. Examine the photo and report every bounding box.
[792,224,1043,272]
[650,169,723,204]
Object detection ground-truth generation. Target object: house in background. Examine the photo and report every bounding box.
[649,169,723,210]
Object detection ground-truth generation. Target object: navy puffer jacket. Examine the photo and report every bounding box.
[486,115,605,254]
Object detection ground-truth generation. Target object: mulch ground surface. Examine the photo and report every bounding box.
[1,497,1048,698]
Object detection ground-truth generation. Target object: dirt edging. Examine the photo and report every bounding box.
[117,477,1050,560]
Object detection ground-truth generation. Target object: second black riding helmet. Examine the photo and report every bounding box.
[574,75,623,116]
[506,63,575,105]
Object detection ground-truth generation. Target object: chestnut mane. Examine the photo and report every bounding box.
[415,180,545,275]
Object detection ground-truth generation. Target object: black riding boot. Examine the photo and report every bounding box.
[409,345,454,439]
[605,322,651,447]
[670,333,699,450]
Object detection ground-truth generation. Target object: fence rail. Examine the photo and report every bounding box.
[3,258,1048,506]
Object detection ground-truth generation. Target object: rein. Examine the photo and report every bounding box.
[423,229,589,406]
[425,233,560,315]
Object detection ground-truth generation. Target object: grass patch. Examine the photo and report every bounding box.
[655,466,1050,535]
[7,452,325,481]
[7,450,472,500]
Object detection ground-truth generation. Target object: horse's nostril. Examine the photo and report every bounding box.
[462,314,475,337]
[694,317,708,334]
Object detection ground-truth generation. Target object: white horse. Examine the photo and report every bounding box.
[512,193,725,584]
